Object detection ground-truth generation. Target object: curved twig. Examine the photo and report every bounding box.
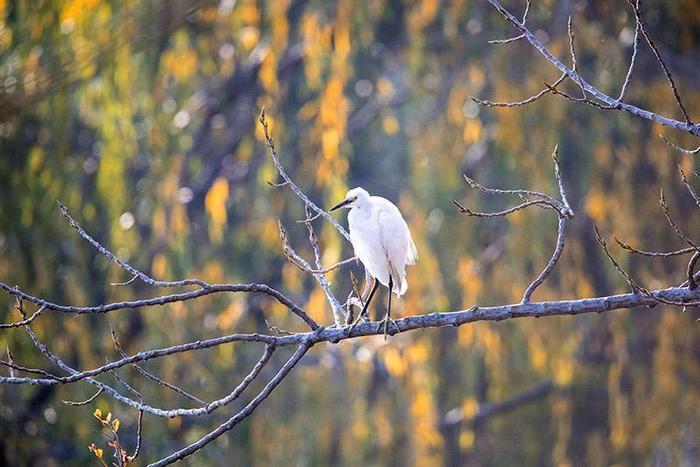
[614,237,695,257]
[522,216,566,303]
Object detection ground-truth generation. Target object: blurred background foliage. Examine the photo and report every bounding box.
[1,0,700,465]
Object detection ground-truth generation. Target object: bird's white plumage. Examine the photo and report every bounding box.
[341,187,417,296]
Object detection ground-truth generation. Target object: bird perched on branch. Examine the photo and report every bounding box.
[331,187,418,335]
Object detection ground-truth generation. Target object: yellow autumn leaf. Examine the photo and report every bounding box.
[459,429,475,450]
[382,114,399,135]
[93,408,102,419]
[461,397,479,419]
[205,177,229,243]
[112,419,120,432]
[95,448,103,459]
[383,347,405,377]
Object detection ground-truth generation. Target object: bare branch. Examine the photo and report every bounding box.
[522,216,566,303]
[594,224,644,293]
[567,16,586,99]
[661,136,700,155]
[659,190,700,256]
[259,108,351,241]
[57,202,208,289]
[618,0,641,101]
[461,174,562,208]
[0,280,318,331]
[126,410,144,464]
[472,73,566,108]
[687,252,700,290]
[0,304,46,329]
[679,165,700,208]
[488,0,530,44]
[300,256,358,274]
[627,0,692,124]
[149,343,311,466]
[111,330,206,406]
[453,198,551,217]
[0,354,61,380]
[551,146,572,214]
[614,237,694,257]
[62,388,103,406]
[441,380,555,428]
[457,147,573,303]
[277,220,345,325]
[484,0,700,136]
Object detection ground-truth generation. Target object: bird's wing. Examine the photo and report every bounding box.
[349,209,389,285]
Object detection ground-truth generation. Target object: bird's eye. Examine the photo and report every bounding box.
[353,197,358,201]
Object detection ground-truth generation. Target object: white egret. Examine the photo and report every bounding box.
[330,187,418,333]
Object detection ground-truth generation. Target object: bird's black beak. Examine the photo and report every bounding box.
[330,198,351,212]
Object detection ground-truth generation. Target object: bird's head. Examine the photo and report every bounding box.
[330,187,370,211]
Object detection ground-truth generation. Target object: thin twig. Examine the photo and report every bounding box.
[522,216,567,303]
[62,388,103,406]
[0,304,46,329]
[567,16,586,99]
[594,225,643,293]
[659,190,700,256]
[661,136,700,155]
[111,330,206,406]
[126,410,144,464]
[0,356,61,380]
[277,220,345,325]
[453,198,551,217]
[627,0,692,124]
[686,252,700,290]
[678,165,700,210]
[488,0,530,44]
[259,108,350,241]
[57,202,208,289]
[614,237,695,257]
[472,73,566,108]
[618,0,640,101]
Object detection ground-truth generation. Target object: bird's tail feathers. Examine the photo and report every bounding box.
[388,261,408,296]
[396,274,408,296]
[406,237,418,265]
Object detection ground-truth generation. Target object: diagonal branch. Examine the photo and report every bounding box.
[259,108,350,241]
[617,0,641,101]
[111,330,206,406]
[440,380,555,428]
[149,343,311,466]
[58,202,208,289]
[0,280,319,331]
[627,0,692,124]
[277,221,345,325]
[484,0,700,137]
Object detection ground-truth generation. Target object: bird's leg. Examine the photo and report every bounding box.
[348,278,379,330]
[377,276,398,340]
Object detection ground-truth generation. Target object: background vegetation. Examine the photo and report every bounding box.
[1,0,699,465]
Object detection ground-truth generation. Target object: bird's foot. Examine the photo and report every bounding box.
[347,311,369,333]
[376,315,398,341]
